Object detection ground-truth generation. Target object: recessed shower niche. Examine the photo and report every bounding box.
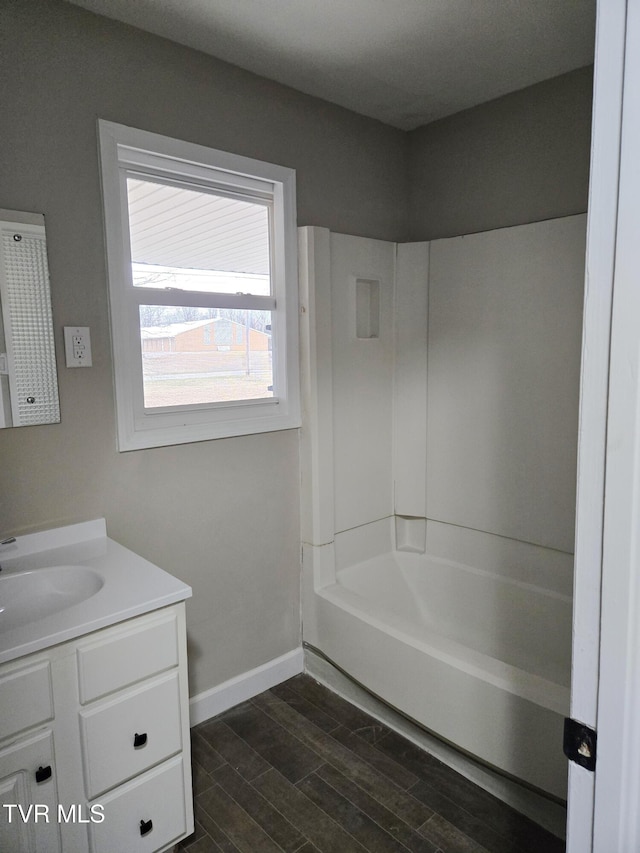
[354,277,380,339]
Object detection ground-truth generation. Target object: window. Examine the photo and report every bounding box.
[98,121,300,450]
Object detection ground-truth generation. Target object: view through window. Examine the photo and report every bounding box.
[127,177,274,409]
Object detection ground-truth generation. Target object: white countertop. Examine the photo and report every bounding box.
[0,519,192,664]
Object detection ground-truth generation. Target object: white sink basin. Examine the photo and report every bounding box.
[0,565,104,632]
[0,519,191,664]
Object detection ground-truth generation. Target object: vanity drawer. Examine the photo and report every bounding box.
[0,660,53,742]
[80,670,183,799]
[88,755,187,853]
[76,608,179,703]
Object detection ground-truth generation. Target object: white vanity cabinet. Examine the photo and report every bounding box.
[0,729,62,853]
[0,658,61,852]
[0,603,193,853]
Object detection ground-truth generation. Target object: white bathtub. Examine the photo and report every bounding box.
[307,520,572,800]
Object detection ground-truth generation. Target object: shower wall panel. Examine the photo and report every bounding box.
[330,234,396,533]
[426,214,586,552]
[393,242,429,518]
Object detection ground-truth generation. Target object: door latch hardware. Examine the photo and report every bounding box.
[563,717,597,771]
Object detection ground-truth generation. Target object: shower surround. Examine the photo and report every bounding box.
[299,216,586,801]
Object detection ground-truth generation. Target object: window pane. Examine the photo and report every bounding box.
[127,178,271,295]
[140,306,273,408]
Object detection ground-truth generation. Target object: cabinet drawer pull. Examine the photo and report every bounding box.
[133,732,147,748]
[35,765,52,783]
[139,818,153,836]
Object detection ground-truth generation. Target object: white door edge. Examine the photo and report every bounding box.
[592,0,640,848]
[566,1,627,850]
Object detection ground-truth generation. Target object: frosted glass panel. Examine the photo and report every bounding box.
[0,212,60,427]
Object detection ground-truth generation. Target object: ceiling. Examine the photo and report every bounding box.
[66,0,596,131]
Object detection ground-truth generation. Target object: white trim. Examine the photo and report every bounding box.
[565,1,627,849]
[101,120,295,188]
[298,227,335,550]
[188,647,304,726]
[97,120,300,451]
[571,0,625,728]
[592,0,640,848]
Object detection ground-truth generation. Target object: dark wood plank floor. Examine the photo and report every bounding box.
[179,674,565,853]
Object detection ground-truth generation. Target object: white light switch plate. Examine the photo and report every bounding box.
[64,326,92,367]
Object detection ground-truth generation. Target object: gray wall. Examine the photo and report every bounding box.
[0,0,407,696]
[0,0,593,700]
[408,67,593,241]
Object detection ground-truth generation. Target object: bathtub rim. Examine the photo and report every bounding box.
[317,579,570,717]
[332,516,574,596]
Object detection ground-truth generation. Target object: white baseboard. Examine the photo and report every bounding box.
[189,647,304,726]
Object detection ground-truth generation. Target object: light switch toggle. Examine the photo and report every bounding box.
[64,326,92,367]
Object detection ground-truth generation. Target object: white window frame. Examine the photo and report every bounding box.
[98,120,300,450]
